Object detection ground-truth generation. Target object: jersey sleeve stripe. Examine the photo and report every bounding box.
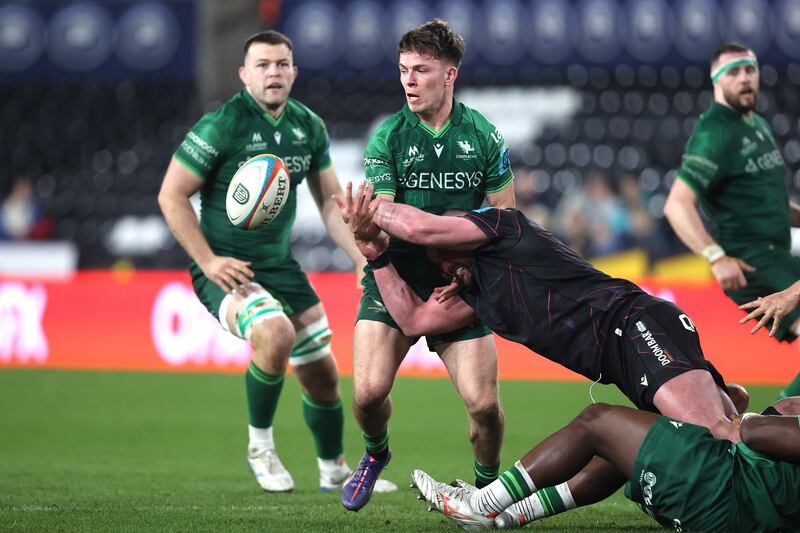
[173,154,207,181]
[486,174,514,194]
[464,212,500,238]
[675,174,704,198]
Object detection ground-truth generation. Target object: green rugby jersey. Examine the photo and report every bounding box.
[174,90,331,266]
[731,440,800,531]
[678,102,790,255]
[364,101,514,256]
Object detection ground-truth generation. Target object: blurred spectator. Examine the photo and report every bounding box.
[0,176,53,241]
[619,174,655,247]
[553,171,628,258]
[513,166,553,228]
[619,173,673,261]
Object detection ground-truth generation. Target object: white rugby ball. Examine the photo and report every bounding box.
[226,153,291,230]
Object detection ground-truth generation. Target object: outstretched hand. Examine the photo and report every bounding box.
[738,287,800,336]
[332,181,382,241]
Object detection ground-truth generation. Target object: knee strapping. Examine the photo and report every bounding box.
[290,315,332,366]
[233,284,285,340]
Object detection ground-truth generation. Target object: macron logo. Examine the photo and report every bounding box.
[434,143,444,158]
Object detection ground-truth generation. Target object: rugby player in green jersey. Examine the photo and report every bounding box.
[664,42,800,400]
[413,398,800,531]
[340,19,516,511]
[158,30,396,495]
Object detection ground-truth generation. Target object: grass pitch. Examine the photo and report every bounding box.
[0,369,781,531]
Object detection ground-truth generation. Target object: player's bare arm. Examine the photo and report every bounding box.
[664,178,754,291]
[739,280,800,336]
[372,262,476,336]
[307,166,368,283]
[373,201,489,251]
[740,410,800,463]
[486,182,516,208]
[158,157,253,292]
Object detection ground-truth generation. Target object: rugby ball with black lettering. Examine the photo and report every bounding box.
[226,153,291,229]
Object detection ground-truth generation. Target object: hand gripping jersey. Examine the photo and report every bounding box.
[174,90,332,267]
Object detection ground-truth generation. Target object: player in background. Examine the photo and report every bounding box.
[413,398,800,531]
[336,182,748,527]
[158,30,395,495]
[340,19,515,511]
[664,42,800,400]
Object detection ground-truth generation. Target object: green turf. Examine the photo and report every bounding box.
[0,369,781,531]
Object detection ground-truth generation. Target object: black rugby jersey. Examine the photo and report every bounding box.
[461,208,644,380]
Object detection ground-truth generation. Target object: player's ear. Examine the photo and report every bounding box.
[445,65,458,86]
[291,65,299,83]
[238,66,248,86]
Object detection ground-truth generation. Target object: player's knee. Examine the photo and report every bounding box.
[295,357,339,397]
[353,381,391,412]
[250,316,295,365]
[576,402,614,429]
[465,397,502,427]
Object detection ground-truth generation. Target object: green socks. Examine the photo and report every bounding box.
[474,459,500,488]
[363,428,390,460]
[245,362,284,428]
[302,393,344,460]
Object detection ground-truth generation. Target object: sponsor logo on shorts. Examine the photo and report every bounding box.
[636,321,673,366]
[367,298,387,313]
[640,471,657,512]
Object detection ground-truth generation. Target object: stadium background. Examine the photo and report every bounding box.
[2,0,800,381]
[1,1,799,530]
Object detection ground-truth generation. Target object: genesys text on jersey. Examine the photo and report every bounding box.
[398,171,483,190]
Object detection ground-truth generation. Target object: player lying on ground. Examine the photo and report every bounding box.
[412,399,800,531]
[336,182,743,439]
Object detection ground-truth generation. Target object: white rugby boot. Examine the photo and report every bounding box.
[247,447,294,492]
[411,469,495,531]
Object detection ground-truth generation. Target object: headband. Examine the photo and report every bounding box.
[711,57,758,83]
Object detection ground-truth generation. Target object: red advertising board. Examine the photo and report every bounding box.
[0,271,797,383]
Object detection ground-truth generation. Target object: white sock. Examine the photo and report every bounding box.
[470,461,537,516]
[317,454,346,473]
[248,425,274,451]
[505,482,577,523]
